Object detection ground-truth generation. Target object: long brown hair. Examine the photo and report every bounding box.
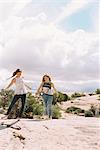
[42,75,51,83]
[11,69,22,78]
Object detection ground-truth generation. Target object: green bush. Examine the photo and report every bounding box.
[0,90,64,119]
[71,92,86,98]
[89,105,96,115]
[53,92,70,105]
[65,106,84,115]
[88,93,95,96]
[85,110,94,117]
[90,104,100,116]
[98,95,100,100]
[52,105,62,119]
[32,103,44,116]
[74,109,84,115]
[95,89,100,94]
[0,89,14,109]
[24,93,36,113]
[24,93,44,118]
[0,99,3,108]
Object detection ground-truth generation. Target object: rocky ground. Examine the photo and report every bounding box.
[59,95,100,111]
[0,116,100,150]
[0,95,100,150]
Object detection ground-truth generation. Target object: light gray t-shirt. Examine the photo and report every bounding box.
[15,77,27,95]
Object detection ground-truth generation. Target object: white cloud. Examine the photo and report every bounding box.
[0,0,99,92]
[0,15,99,81]
[0,0,32,22]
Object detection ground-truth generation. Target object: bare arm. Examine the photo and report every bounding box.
[24,83,32,90]
[35,82,43,95]
[5,78,16,90]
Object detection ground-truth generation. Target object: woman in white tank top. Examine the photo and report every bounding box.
[15,77,27,95]
[5,69,31,118]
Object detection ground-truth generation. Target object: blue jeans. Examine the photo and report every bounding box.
[42,93,53,118]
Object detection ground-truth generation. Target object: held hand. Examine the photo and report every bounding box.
[35,92,39,97]
[35,93,40,99]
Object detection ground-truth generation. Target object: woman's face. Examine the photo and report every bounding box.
[44,76,50,82]
[16,71,22,77]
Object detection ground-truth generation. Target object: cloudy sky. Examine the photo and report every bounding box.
[0,0,99,92]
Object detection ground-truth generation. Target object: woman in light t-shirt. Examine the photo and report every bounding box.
[5,69,31,118]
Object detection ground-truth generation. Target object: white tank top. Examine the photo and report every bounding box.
[15,77,27,95]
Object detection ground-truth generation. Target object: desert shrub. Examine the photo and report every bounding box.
[24,93,44,118]
[98,95,100,100]
[53,92,70,105]
[24,93,36,113]
[0,99,3,108]
[71,92,86,99]
[53,93,58,105]
[65,106,84,115]
[88,93,95,96]
[0,89,14,109]
[87,105,100,117]
[95,89,100,94]
[52,105,62,119]
[32,103,44,116]
[89,105,96,115]
[74,109,84,115]
[85,110,94,117]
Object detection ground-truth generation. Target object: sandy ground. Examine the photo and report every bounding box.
[0,116,100,150]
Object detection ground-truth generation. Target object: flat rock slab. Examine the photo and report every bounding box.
[0,116,100,150]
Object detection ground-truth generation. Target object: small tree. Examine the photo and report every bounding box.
[65,106,84,115]
[85,110,94,117]
[53,92,69,105]
[0,89,14,109]
[98,95,100,100]
[52,105,62,119]
[95,89,100,94]
[24,92,44,118]
[71,92,86,99]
